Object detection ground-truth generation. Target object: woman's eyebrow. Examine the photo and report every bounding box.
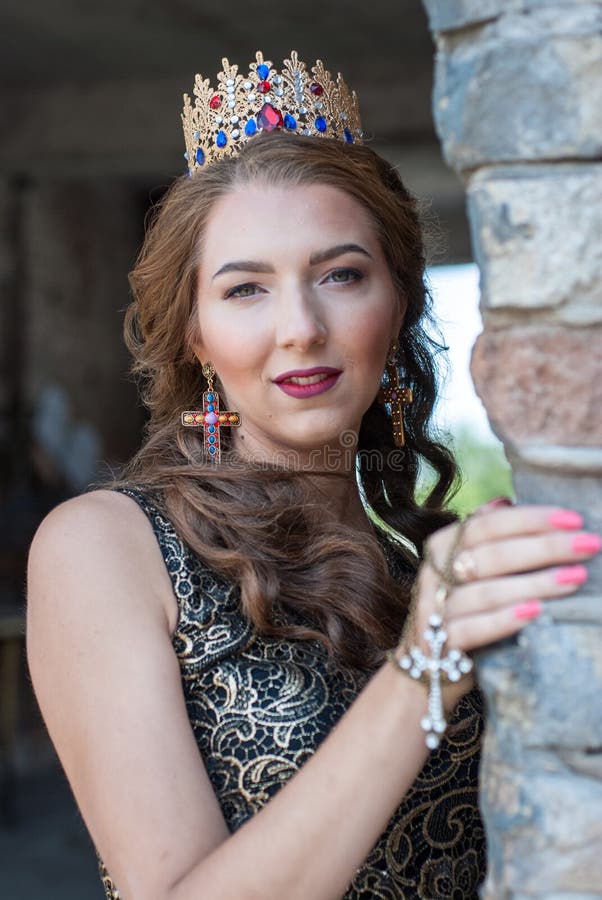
[211,243,372,282]
[309,243,372,265]
[212,260,275,281]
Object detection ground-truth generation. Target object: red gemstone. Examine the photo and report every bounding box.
[209,94,221,109]
[310,82,324,96]
[258,80,271,94]
[257,103,283,131]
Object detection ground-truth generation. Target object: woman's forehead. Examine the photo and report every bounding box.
[199,182,380,269]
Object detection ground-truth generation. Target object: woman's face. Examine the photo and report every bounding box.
[192,181,405,465]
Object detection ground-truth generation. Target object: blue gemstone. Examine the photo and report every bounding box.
[216,130,227,148]
[208,425,215,433]
[209,436,216,444]
[209,446,216,455]
[257,63,269,80]
[315,116,327,132]
[245,119,257,137]
[207,393,214,401]
[344,128,354,143]
[195,147,205,165]
[283,113,297,130]
[207,403,214,412]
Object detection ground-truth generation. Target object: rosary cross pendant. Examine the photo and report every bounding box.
[397,614,473,749]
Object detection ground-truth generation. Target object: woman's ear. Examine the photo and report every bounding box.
[392,294,407,342]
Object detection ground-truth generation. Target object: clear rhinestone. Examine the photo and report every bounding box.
[216,115,223,124]
[273,75,281,84]
[429,614,442,627]
[232,129,240,138]
[314,101,323,110]
[230,115,239,123]
[300,106,308,115]
[420,716,432,731]
[248,93,256,102]
[341,112,348,120]
[400,656,411,669]
[227,85,235,95]
[426,734,440,749]
[228,100,236,108]
[275,87,283,97]
[226,78,235,86]
[303,128,311,135]
[424,628,434,642]
[410,667,421,679]
[193,130,200,140]
[183,151,189,160]
[449,649,461,661]
[244,81,252,90]
[448,670,460,682]
[459,659,473,673]
[434,720,446,733]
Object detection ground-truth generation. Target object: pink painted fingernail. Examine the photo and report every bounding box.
[572,533,602,554]
[485,496,514,508]
[513,600,543,620]
[554,565,589,585]
[549,510,584,529]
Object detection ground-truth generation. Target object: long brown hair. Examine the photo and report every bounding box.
[100,133,460,669]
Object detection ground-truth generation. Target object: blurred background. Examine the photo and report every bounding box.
[0,1,511,896]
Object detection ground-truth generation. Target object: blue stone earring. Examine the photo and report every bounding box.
[180,363,241,462]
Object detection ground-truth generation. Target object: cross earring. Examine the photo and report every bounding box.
[181,362,241,462]
[378,340,412,447]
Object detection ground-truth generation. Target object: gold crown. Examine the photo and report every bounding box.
[182,50,364,173]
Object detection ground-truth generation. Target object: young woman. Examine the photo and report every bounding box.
[25,52,600,900]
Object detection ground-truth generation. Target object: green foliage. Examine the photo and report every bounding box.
[419,424,515,517]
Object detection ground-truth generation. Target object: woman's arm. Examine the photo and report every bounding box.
[27,492,597,900]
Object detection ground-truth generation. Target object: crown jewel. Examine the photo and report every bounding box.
[182,50,364,173]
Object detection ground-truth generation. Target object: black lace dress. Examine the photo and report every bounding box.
[97,486,487,899]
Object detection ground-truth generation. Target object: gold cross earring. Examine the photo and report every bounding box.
[378,341,413,447]
[180,362,241,462]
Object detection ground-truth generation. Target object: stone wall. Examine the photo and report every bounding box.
[422,1,602,896]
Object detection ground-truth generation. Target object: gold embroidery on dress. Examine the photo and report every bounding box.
[97,488,486,899]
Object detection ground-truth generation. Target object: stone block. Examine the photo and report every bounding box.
[422,0,597,33]
[475,619,602,895]
[422,0,502,32]
[467,164,602,325]
[429,7,602,169]
[470,325,602,446]
[478,748,602,895]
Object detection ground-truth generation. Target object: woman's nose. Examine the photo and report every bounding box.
[275,287,327,351]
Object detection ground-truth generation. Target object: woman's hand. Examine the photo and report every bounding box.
[397,503,601,712]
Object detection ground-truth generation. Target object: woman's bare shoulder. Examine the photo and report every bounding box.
[26,487,229,898]
[28,488,179,633]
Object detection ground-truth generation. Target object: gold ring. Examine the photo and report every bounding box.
[452,550,478,583]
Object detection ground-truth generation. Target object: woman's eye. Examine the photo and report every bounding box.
[325,268,363,285]
[224,282,261,299]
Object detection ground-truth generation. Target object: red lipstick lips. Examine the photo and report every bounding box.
[274,366,341,382]
[274,366,342,399]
